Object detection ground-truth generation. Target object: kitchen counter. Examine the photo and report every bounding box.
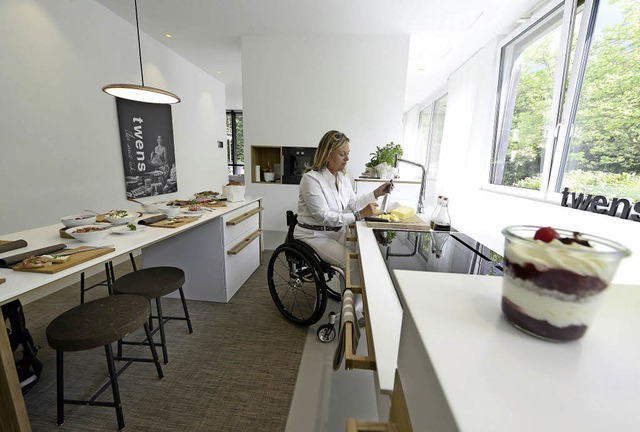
[393,271,640,431]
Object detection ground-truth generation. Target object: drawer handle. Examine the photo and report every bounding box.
[226,207,263,226]
[344,252,376,371]
[227,229,263,255]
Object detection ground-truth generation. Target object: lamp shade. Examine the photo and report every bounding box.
[102,83,180,104]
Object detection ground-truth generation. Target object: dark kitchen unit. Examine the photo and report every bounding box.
[281,147,317,184]
[373,228,503,287]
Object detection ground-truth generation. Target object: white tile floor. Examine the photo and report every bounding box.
[285,298,379,432]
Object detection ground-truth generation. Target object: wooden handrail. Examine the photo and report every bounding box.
[225,207,263,226]
[226,229,263,255]
[344,252,376,371]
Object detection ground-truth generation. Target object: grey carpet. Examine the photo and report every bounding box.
[17,251,307,431]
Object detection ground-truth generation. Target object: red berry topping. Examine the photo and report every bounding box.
[534,226,559,243]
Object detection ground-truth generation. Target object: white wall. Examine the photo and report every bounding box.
[426,39,640,285]
[242,35,409,238]
[0,0,228,234]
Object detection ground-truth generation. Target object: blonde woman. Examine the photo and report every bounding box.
[294,130,392,270]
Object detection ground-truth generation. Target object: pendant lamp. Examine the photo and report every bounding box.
[102,0,180,104]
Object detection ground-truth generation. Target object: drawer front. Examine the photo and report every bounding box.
[224,233,260,300]
[222,202,261,246]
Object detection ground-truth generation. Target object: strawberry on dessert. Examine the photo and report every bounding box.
[501,225,630,341]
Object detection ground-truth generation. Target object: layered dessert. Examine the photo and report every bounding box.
[501,226,630,341]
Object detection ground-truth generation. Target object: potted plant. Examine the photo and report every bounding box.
[365,142,404,178]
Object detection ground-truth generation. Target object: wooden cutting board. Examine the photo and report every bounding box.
[149,217,199,228]
[365,215,431,232]
[12,246,115,274]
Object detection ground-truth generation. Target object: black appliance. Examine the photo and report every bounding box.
[374,228,503,277]
[282,147,316,184]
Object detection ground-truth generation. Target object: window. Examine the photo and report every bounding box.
[226,110,244,175]
[417,94,448,180]
[490,0,640,201]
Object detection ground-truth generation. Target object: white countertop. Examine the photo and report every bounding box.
[393,271,640,431]
[0,197,261,305]
[355,221,405,395]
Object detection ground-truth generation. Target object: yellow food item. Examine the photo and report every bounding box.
[377,213,400,222]
[390,206,415,220]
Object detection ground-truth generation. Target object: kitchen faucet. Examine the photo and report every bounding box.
[394,154,426,214]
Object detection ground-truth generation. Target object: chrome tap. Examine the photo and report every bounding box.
[394,154,426,214]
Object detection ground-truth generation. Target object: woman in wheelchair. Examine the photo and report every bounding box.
[294,130,392,269]
[267,130,392,339]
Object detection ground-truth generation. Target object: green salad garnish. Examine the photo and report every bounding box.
[127,223,137,231]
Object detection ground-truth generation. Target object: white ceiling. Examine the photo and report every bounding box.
[95,0,544,112]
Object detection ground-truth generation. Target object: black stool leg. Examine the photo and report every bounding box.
[143,322,164,379]
[178,288,193,334]
[56,350,64,426]
[80,272,85,304]
[105,263,113,296]
[129,252,137,272]
[105,344,125,430]
[108,261,116,287]
[155,298,169,364]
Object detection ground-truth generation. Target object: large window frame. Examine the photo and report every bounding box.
[487,0,619,202]
[226,110,244,175]
[417,93,448,180]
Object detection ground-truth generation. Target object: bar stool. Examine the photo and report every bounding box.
[46,294,163,430]
[80,253,138,304]
[113,266,193,364]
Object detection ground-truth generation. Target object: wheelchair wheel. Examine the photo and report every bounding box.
[317,324,336,343]
[268,244,328,326]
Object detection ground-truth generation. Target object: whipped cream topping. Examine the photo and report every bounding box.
[503,277,605,327]
[505,239,618,281]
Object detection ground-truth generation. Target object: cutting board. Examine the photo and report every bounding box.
[365,215,431,232]
[149,217,199,228]
[12,246,115,274]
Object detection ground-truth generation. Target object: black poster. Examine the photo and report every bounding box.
[115,97,178,198]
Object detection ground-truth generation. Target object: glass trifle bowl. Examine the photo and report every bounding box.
[501,225,631,342]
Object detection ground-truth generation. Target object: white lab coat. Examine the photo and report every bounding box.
[294,168,376,269]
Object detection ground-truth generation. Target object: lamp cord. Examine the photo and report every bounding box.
[134,0,144,86]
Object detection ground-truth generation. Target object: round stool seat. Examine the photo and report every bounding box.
[47,294,150,352]
[113,267,185,299]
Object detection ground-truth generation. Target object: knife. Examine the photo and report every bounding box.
[364,216,390,223]
[53,245,115,257]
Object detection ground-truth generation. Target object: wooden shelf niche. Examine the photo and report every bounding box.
[251,146,282,184]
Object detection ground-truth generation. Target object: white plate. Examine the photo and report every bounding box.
[112,225,146,235]
[182,210,205,216]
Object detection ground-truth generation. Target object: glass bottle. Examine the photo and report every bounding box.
[430,196,443,229]
[433,196,451,231]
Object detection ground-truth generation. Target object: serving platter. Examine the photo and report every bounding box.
[12,246,115,274]
[112,225,147,235]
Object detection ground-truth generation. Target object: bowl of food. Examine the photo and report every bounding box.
[105,209,138,225]
[158,204,181,218]
[61,214,97,228]
[66,224,112,243]
[140,201,163,214]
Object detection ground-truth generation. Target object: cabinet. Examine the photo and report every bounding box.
[142,199,263,303]
[251,146,282,183]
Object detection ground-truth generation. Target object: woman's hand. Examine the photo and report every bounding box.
[373,181,394,198]
[359,203,379,218]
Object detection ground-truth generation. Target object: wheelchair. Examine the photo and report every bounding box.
[267,211,344,342]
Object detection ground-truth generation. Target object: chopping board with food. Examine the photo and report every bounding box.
[365,206,431,231]
[148,217,200,229]
[12,246,115,274]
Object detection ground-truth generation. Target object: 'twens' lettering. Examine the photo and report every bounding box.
[561,187,640,222]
